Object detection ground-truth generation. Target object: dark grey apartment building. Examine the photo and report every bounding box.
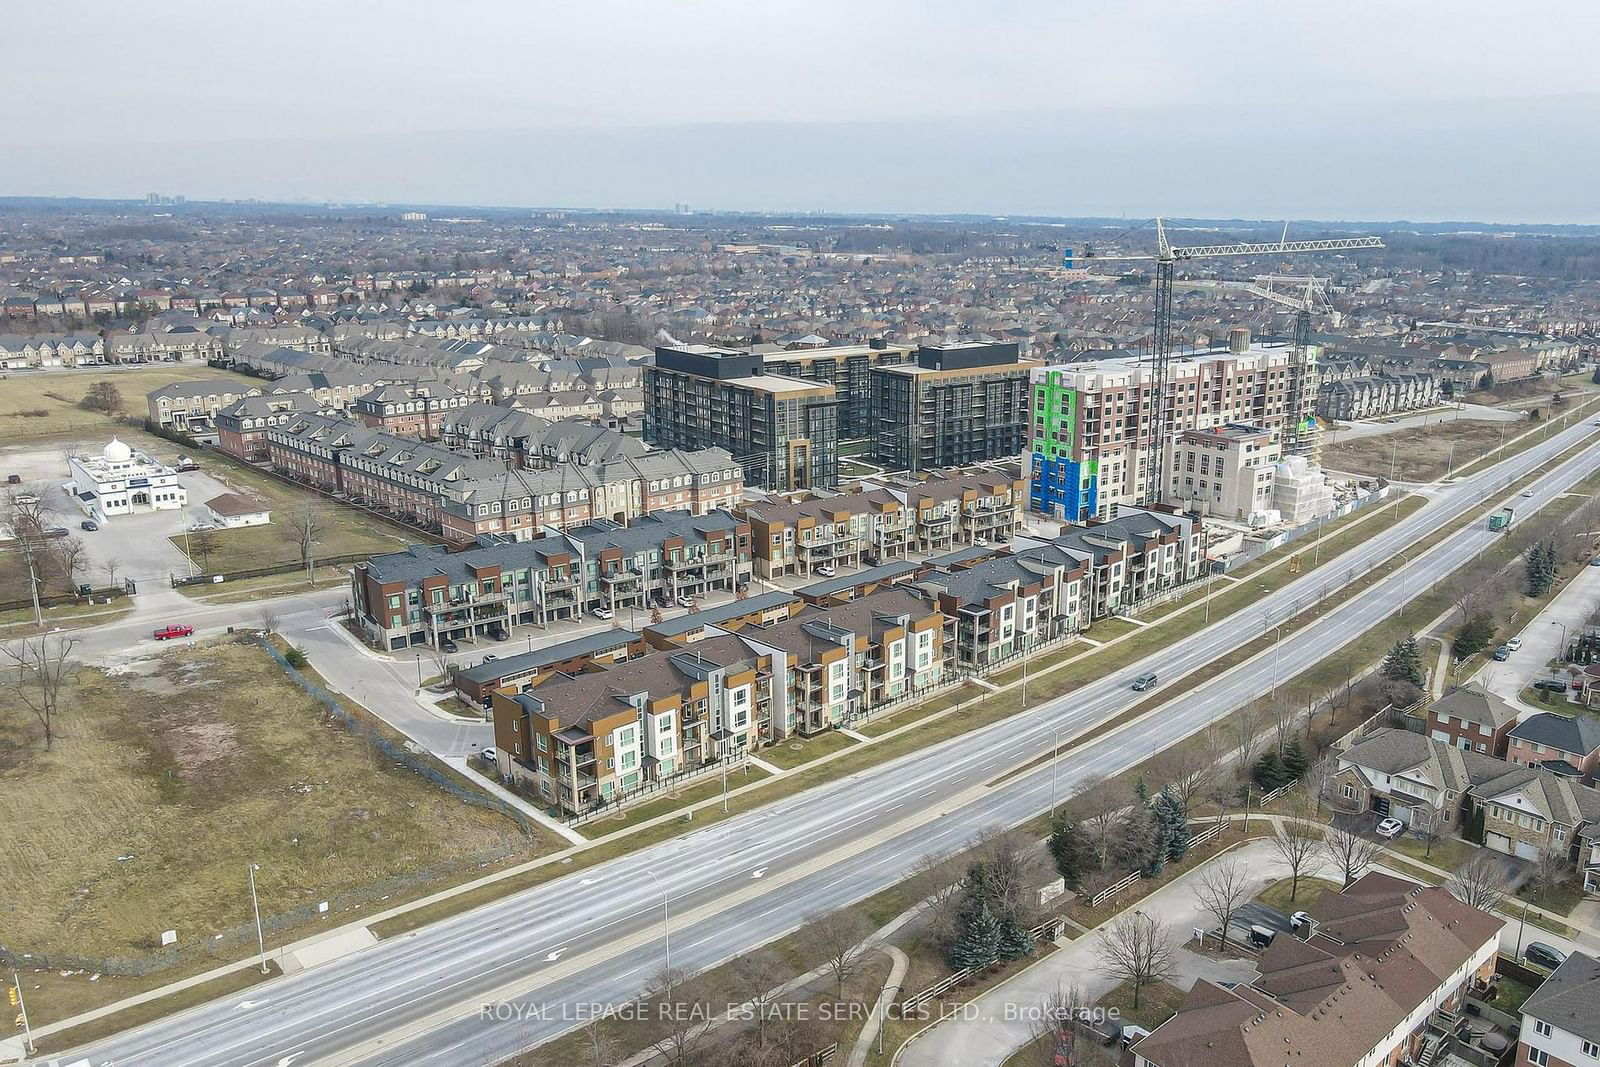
[760,339,913,437]
[644,345,839,491]
[868,342,1039,473]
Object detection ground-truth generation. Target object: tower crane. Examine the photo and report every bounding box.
[1171,274,1339,457]
[1078,218,1383,504]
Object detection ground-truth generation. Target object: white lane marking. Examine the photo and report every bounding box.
[751,867,768,879]
[544,946,568,961]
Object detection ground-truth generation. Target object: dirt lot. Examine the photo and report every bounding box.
[1321,419,1508,482]
[0,364,261,444]
[0,640,531,992]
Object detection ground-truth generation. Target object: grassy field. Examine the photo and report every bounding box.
[0,365,261,443]
[1098,978,1187,1032]
[0,639,532,1024]
[164,447,416,572]
[1322,419,1509,482]
[762,728,860,768]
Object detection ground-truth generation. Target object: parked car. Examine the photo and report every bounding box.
[1492,645,1511,661]
[439,637,459,653]
[591,607,615,621]
[80,519,98,532]
[815,565,837,578]
[1589,556,1600,567]
[487,626,508,641]
[481,746,498,764]
[1376,817,1405,839]
[1290,910,1313,932]
[1534,678,1570,693]
[1506,637,1523,652]
[1131,672,1158,692]
[481,653,497,663]
[5,473,20,484]
[675,595,695,608]
[153,624,194,640]
[1525,942,1567,971]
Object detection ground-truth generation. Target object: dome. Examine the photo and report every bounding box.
[103,437,132,463]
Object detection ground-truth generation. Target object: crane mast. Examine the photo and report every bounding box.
[1081,219,1382,505]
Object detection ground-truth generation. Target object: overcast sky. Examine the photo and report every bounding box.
[7,0,1599,221]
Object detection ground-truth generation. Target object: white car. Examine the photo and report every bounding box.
[1376,817,1404,839]
[1506,637,1523,652]
[481,746,498,764]
[815,565,837,578]
[590,607,615,620]
[1521,490,1535,498]
[676,595,695,608]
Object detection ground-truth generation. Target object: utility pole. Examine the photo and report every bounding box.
[9,971,33,1057]
[645,870,671,985]
[249,863,269,974]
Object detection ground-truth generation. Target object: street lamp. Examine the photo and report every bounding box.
[1048,722,1062,814]
[1267,619,1285,697]
[1552,620,1570,662]
[248,863,269,974]
[1393,549,1414,620]
[644,870,671,985]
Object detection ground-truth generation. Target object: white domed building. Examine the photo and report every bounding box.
[65,437,188,523]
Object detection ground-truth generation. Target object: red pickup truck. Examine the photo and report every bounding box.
[153,624,195,640]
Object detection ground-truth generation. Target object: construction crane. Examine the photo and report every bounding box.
[1172,274,1337,457]
[1078,218,1383,504]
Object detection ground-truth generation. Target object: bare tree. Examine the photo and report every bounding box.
[730,948,791,1049]
[1071,774,1126,868]
[1320,826,1384,888]
[1167,725,1226,810]
[1229,700,1268,770]
[1305,750,1341,815]
[1192,856,1254,948]
[906,849,966,945]
[188,526,221,571]
[52,536,90,592]
[289,507,320,568]
[102,556,123,590]
[1525,842,1574,907]
[969,827,1043,928]
[805,909,875,999]
[1,634,79,749]
[644,966,716,1067]
[1095,911,1176,1008]
[258,606,282,634]
[1268,807,1325,902]
[1026,983,1090,1067]
[574,1014,619,1067]
[1448,851,1511,913]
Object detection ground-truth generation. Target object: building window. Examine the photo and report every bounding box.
[1528,1048,1548,1067]
[1534,1020,1552,1038]
[1583,1040,1599,1059]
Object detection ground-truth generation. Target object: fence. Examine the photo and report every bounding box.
[1089,870,1142,909]
[1088,815,1231,908]
[899,915,1065,1015]
[788,1042,837,1067]
[172,552,372,588]
[0,584,126,615]
[567,753,753,828]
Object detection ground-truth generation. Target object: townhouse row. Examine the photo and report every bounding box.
[262,412,742,544]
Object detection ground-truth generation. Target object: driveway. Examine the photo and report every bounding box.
[1474,558,1600,712]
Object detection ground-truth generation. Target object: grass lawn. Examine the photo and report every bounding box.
[1516,879,1587,917]
[0,365,261,443]
[0,597,134,637]
[165,451,415,573]
[1385,833,1479,872]
[1490,977,1537,1017]
[175,563,352,603]
[762,728,860,768]
[1322,419,1509,482]
[1087,617,1143,640]
[1098,978,1188,1033]
[1255,876,1340,916]
[0,638,533,1024]
[1520,685,1586,715]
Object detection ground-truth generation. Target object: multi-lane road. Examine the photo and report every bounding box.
[45,415,1600,1067]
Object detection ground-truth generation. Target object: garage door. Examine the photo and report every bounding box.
[1486,832,1513,855]
[1515,839,1541,861]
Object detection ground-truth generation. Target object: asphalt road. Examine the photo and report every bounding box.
[44,415,1600,1067]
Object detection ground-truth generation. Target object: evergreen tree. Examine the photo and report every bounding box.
[1526,542,1552,597]
[1452,613,1496,658]
[1133,776,1150,804]
[1047,814,1089,891]
[997,915,1036,962]
[1381,637,1424,687]
[948,904,1002,970]
[1154,787,1191,862]
[1115,805,1161,876]
[1282,737,1309,780]
[1253,750,1289,792]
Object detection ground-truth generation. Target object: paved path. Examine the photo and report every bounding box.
[849,945,908,1067]
[1328,403,1522,442]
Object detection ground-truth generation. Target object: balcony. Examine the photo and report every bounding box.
[600,567,644,585]
[423,589,511,614]
[543,572,580,590]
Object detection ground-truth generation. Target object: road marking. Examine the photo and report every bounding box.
[885,802,903,811]
[579,878,598,886]
[237,999,263,1010]
[544,946,568,961]
[276,1055,304,1067]
[751,867,768,879]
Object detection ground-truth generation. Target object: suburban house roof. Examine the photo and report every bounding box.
[204,492,269,517]
[1429,682,1519,730]
[1131,872,1502,1067]
[1522,950,1600,1045]
[1509,712,1600,757]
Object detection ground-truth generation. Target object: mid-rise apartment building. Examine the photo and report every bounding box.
[1168,423,1280,521]
[1519,952,1600,1067]
[1132,873,1501,1067]
[1029,341,1313,522]
[644,345,839,491]
[759,339,914,437]
[868,342,1039,472]
[351,509,752,650]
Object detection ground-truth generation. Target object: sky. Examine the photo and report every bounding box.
[6,0,1600,222]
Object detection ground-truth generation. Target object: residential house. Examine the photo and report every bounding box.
[1508,713,1600,782]
[145,379,263,436]
[1426,683,1520,757]
[1519,951,1600,1067]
